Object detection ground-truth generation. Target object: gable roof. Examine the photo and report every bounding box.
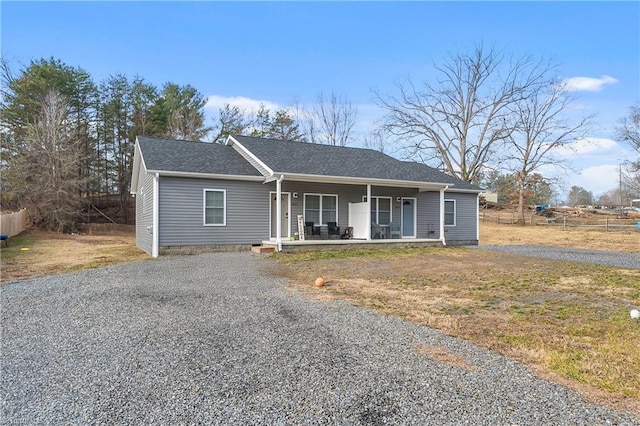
[136,136,261,177]
[132,135,481,193]
[229,135,481,190]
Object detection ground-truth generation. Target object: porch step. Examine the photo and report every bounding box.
[251,245,276,254]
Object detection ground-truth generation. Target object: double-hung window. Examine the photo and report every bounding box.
[304,194,337,225]
[204,189,226,226]
[444,199,456,226]
[364,196,392,225]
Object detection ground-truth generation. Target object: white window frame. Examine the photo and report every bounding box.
[303,193,338,226]
[444,199,456,227]
[203,189,227,226]
[362,196,393,225]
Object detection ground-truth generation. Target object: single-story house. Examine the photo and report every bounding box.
[130,135,482,256]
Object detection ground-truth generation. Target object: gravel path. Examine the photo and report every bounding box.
[2,252,638,425]
[475,245,639,269]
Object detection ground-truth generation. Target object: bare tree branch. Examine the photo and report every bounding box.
[376,44,554,183]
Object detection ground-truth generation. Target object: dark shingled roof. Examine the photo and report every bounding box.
[137,136,261,177]
[232,135,481,190]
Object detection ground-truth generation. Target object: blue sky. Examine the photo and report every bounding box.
[2,1,639,197]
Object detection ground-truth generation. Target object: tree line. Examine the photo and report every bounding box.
[0,58,358,231]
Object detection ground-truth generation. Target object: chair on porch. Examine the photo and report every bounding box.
[327,222,340,239]
[341,227,353,239]
[305,221,321,239]
[389,221,401,239]
[371,223,382,239]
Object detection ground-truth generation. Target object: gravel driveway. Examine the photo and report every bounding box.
[2,252,638,425]
[475,245,640,270]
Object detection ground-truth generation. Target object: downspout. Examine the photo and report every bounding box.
[152,173,159,257]
[439,185,449,246]
[276,175,285,252]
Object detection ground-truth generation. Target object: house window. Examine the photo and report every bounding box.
[304,194,338,225]
[363,196,392,225]
[204,189,226,226]
[444,199,456,226]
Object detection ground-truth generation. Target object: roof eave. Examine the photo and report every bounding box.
[272,171,452,190]
[147,170,265,181]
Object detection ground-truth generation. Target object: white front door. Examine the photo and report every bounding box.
[401,198,416,238]
[270,192,290,239]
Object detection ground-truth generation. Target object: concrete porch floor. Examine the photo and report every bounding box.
[262,238,445,252]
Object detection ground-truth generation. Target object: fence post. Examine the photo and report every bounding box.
[563,216,566,231]
[606,216,609,232]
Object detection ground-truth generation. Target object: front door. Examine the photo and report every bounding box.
[270,193,290,239]
[401,198,416,238]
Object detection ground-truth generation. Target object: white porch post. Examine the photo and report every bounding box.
[439,185,448,246]
[276,175,284,252]
[152,173,159,257]
[366,184,372,240]
[476,193,481,243]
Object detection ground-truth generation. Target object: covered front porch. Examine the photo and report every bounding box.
[267,174,452,252]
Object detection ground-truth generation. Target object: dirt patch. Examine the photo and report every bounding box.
[415,344,478,372]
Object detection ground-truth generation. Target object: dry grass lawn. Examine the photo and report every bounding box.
[0,225,149,283]
[480,221,640,253]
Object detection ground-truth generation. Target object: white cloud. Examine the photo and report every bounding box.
[205,95,281,113]
[575,164,620,196]
[561,75,618,92]
[553,137,618,158]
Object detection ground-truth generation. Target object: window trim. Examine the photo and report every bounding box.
[303,193,338,226]
[444,199,456,227]
[203,189,227,226]
[363,196,393,225]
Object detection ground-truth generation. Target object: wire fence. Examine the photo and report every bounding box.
[480,212,640,232]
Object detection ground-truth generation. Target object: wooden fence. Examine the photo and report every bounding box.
[0,208,28,237]
[480,213,640,232]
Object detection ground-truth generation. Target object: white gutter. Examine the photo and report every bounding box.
[269,171,453,190]
[276,175,285,252]
[147,170,264,182]
[439,185,449,246]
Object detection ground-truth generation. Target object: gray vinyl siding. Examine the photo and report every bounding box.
[135,170,154,254]
[416,192,441,238]
[443,192,478,241]
[158,177,270,246]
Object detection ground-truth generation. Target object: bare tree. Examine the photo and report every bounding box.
[506,80,592,222]
[22,91,86,231]
[376,45,552,182]
[362,127,387,153]
[616,104,640,156]
[306,91,357,146]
